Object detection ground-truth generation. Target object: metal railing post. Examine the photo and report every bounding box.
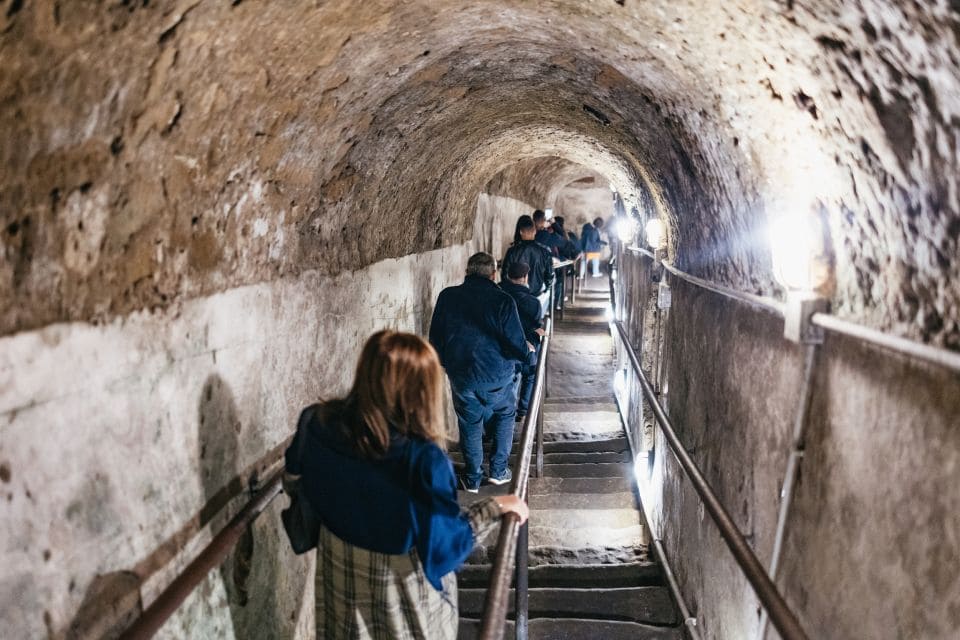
[514,522,530,640]
[535,383,545,478]
[478,317,551,640]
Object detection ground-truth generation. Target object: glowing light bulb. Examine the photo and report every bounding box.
[614,217,636,243]
[645,218,666,249]
[768,212,826,291]
[544,208,554,219]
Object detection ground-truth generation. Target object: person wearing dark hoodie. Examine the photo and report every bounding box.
[502,214,555,313]
[500,260,546,420]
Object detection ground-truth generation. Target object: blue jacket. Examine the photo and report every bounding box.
[500,280,543,345]
[581,223,606,253]
[429,275,529,388]
[285,405,475,590]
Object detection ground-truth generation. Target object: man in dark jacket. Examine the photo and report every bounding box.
[533,209,565,257]
[500,261,545,419]
[580,217,607,277]
[429,252,532,492]
[502,215,554,309]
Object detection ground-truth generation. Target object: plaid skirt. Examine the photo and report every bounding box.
[315,498,501,639]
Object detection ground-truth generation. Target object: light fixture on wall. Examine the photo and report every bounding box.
[768,211,830,343]
[645,218,666,250]
[613,216,637,244]
[544,208,553,219]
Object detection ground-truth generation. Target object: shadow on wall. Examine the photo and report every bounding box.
[197,374,307,640]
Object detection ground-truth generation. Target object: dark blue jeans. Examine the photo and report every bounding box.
[451,378,517,486]
[515,344,540,415]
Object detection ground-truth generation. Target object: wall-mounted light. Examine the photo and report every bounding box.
[768,213,828,292]
[768,211,830,343]
[645,218,666,250]
[613,216,637,243]
[544,208,553,219]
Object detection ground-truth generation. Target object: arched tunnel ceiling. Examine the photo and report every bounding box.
[486,157,617,214]
[1,1,959,346]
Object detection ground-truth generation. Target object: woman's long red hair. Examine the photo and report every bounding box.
[333,330,446,457]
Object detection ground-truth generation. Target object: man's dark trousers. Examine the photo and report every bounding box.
[451,378,516,487]
[515,344,540,416]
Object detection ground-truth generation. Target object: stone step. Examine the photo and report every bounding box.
[468,543,648,567]
[528,476,635,495]
[537,462,632,478]
[544,395,613,405]
[458,617,683,640]
[528,490,636,510]
[457,586,678,625]
[452,433,626,450]
[449,450,630,466]
[457,561,663,589]
[453,461,630,479]
[456,475,637,503]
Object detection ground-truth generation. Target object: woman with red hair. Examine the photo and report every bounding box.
[284,330,527,639]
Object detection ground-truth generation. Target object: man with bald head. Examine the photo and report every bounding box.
[429,252,533,492]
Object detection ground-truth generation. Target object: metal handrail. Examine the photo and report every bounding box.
[612,319,810,640]
[120,471,283,639]
[477,315,553,640]
[625,246,960,373]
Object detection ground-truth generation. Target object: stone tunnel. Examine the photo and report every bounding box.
[2,1,959,639]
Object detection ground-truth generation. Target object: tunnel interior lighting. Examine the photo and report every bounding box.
[613,367,627,398]
[633,453,650,491]
[768,212,825,291]
[645,218,666,250]
[614,216,637,243]
[544,208,553,219]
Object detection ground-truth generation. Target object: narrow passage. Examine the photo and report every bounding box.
[455,279,684,638]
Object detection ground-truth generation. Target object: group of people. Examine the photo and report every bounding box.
[282,210,608,638]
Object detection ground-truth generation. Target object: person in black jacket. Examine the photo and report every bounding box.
[500,261,546,419]
[429,252,533,492]
[501,215,554,310]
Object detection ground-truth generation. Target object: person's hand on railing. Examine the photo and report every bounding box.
[493,495,529,524]
[535,328,546,337]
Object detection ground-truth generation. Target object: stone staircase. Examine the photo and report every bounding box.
[452,280,684,639]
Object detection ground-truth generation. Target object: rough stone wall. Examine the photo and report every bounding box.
[617,249,960,639]
[5,1,958,346]
[0,199,515,638]
[476,192,534,262]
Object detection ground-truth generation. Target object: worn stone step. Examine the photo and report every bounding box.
[449,450,630,466]
[453,433,626,449]
[542,409,623,442]
[457,586,677,625]
[528,476,634,495]
[528,490,636,510]
[458,617,683,640]
[536,462,632,478]
[457,561,663,589]
[544,395,613,405]
[468,543,648,566]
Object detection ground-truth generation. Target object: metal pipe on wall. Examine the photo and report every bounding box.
[757,342,819,640]
[625,246,960,375]
[613,320,810,640]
